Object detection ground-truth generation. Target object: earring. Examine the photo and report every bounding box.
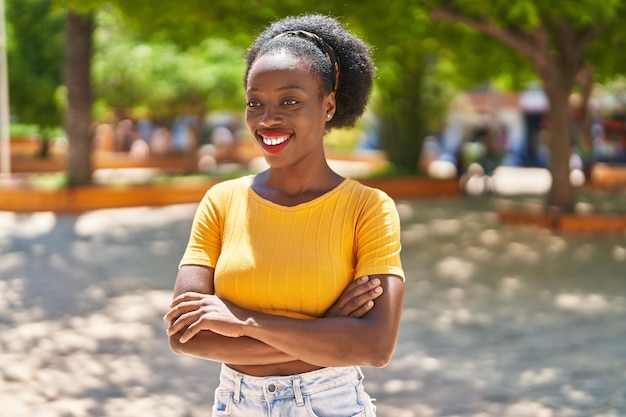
[326,114,332,120]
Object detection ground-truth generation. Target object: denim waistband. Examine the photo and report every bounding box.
[219,364,364,404]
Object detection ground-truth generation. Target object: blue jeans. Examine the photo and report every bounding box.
[212,364,377,417]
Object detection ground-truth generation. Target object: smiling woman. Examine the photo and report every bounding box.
[163,14,405,417]
[245,51,332,170]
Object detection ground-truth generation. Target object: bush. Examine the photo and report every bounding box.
[9,123,40,139]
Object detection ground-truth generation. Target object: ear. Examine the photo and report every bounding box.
[324,91,337,122]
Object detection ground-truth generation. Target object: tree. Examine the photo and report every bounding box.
[92,9,245,124]
[64,9,94,186]
[53,0,252,185]
[114,0,457,174]
[56,0,626,193]
[333,1,457,174]
[49,0,465,183]
[6,0,64,147]
[424,0,626,212]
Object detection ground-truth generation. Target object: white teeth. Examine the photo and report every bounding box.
[261,135,290,146]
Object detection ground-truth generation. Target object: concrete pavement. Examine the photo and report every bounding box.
[0,196,625,416]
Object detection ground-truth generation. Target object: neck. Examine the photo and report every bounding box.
[265,162,342,194]
[252,163,344,206]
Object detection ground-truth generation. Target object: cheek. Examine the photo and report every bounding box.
[245,112,256,131]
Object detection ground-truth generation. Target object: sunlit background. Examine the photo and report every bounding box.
[1,0,626,416]
[1,199,626,416]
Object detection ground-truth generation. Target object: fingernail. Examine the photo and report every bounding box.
[374,287,383,293]
[371,278,380,285]
[359,276,368,282]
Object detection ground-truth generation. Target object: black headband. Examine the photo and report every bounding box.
[273,30,340,94]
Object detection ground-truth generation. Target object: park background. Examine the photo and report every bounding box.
[1,1,626,416]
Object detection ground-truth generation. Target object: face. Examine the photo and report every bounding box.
[245,52,335,169]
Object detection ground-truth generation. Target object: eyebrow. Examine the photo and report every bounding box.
[247,84,306,93]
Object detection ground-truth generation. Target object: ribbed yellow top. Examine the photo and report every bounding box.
[180,176,404,319]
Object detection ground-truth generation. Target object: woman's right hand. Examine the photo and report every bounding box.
[324,275,383,318]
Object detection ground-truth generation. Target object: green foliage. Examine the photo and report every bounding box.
[366,162,424,179]
[52,0,107,15]
[6,0,64,131]
[428,0,626,79]
[108,0,269,48]
[336,1,464,171]
[330,1,458,172]
[585,2,626,82]
[431,23,535,91]
[44,0,460,173]
[109,0,464,171]
[43,0,626,184]
[9,123,40,139]
[594,76,626,117]
[27,172,69,190]
[92,8,246,123]
[422,0,626,210]
[325,126,365,152]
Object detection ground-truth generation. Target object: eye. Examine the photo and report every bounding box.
[246,99,261,108]
[283,99,298,106]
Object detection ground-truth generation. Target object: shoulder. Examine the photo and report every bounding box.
[342,178,395,207]
[341,179,400,225]
[196,176,253,214]
[204,176,252,199]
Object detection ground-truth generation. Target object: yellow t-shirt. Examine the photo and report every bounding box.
[179,176,404,319]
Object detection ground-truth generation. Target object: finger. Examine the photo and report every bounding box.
[163,301,201,322]
[355,275,369,284]
[365,277,381,289]
[350,276,381,297]
[324,276,383,318]
[169,292,206,308]
[349,300,375,318]
[335,276,372,309]
[341,277,381,308]
[349,275,371,293]
[348,285,384,318]
[346,285,383,312]
[166,310,200,336]
[179,319,207,343]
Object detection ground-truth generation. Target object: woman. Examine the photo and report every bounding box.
[164,14,405,416]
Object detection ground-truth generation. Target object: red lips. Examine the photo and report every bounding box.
[258,130,292,154]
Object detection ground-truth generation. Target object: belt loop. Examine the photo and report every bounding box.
[356,366,365,381]
[293,376,304,406]
[233,373,243,403]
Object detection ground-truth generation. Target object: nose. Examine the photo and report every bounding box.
[259,104,282,127]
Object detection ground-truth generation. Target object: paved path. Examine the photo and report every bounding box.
[1,196,625,416]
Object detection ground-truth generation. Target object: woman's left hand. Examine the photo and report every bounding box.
[165,292,249,343]
[324,275,383,318]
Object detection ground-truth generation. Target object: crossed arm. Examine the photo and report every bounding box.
[164,265,404,368]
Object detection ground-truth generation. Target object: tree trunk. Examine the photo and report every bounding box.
[575,64,595,153]
[64,11,94,186]
[542,72,577,212]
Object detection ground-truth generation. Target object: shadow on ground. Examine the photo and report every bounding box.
[1,196,625,416]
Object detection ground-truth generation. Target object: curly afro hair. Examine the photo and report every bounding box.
[245,14,376,130]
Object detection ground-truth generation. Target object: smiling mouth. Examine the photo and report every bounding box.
[257,130,292,154]
[261,135,290,146]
